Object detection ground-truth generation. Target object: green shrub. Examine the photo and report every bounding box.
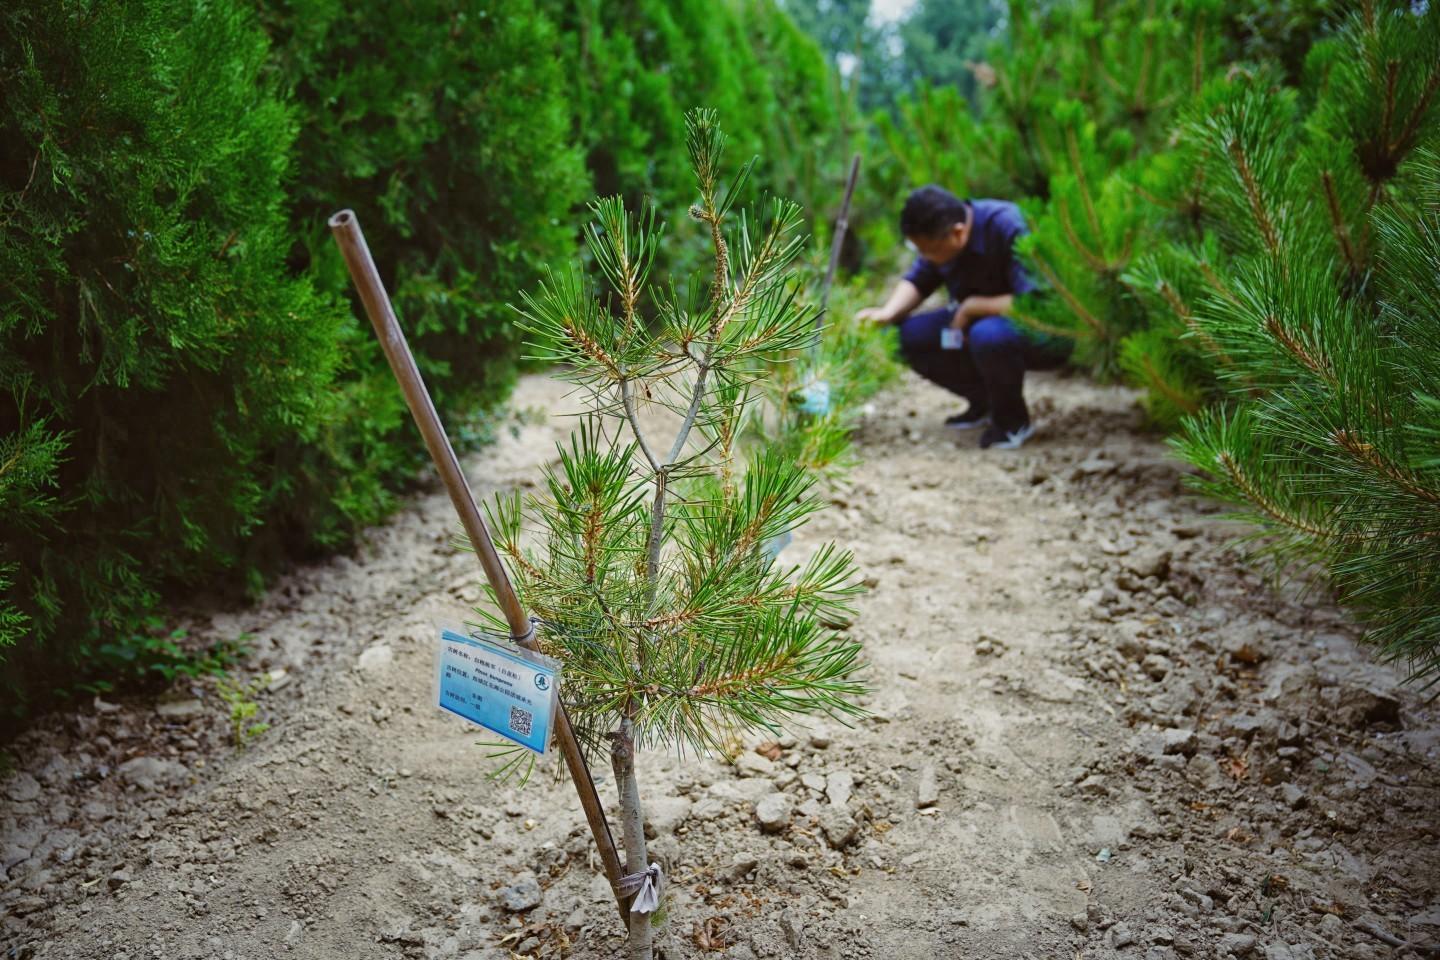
[255,0,588,544]
[0,0,346,720]
[547,0,840,212]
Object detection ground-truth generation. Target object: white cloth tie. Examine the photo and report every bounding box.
[617,862,664,914]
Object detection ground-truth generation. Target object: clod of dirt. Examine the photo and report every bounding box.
[817,809,859,849]
[915,765,939,808]
[1331,684,1403,729]
[497,871,542,912]
[754,793,792,834]
[734,751,774,778]
[116,756,187,791]
[824,770,855,807]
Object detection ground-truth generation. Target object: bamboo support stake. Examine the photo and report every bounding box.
[328,209,628,927]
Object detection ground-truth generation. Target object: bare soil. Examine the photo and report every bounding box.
[4,369,1438,960]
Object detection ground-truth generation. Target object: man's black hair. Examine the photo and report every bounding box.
[900,185,968,239]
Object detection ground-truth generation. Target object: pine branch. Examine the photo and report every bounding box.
[1320,169,1362,275]
[1390,61,1440,156]
[1152,278,1232,367]
[1057,196,1111,273]
[1131,0,1156,113]
[1028,253,1107,336]
[1264,314,1336,385]
[1011,304,1086,340]
[1198,261,1244,307]
[619,379,659,472]
[1227,137,1282,256]
[1191,21,1205,94]
[1215,450,1334,540]
[1065,127,1104,241]
[1378,59,1399,158]
[1332,428,1440,506]
[586,197,660,338]
[1135,353,1202,416]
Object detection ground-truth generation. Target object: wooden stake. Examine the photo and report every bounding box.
[818,153,862,316]
[328,210,628,926]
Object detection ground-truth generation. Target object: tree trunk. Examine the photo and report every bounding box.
[611,715,653,960]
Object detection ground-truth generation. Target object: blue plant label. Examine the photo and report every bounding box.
[434,627,559,755]
[789,379,835,417]
[795,379,832,416]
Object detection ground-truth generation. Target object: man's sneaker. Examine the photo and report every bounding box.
[944,406,991,430]
[979,422,1035,450]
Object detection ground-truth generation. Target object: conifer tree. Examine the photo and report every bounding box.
[0,0,345,714]
[486,111,864,957]
[1162,3,1440,677]
[545,0,840,213]
[1002,0,1229,376]
[256,0,586,542]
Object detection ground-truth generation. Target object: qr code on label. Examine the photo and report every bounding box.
[508,705,533,737]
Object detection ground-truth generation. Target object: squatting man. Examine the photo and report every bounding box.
[857,185,1071,449]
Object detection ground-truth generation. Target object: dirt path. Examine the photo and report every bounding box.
[4,370,1438,960]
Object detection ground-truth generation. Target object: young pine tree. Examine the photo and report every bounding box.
[1004,0,1229,378]
[482,111,865,958]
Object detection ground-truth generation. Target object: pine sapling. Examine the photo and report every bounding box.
[482,110,866,958]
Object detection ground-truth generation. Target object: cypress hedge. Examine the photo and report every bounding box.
[0,0,347,718]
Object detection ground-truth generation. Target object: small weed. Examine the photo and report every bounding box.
[215,674,270,749]
[71,619,249,696]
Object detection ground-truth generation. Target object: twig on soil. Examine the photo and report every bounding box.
[1353,917,1440,957]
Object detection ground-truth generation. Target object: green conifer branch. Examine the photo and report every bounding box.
[1263,314,1336,386]
[1389,64,1440,156]
[1134,352,1202,417]
[1214,450,1333,540]
[1226,136,1282,256]
[1332,428,1440,507]
[1056,196,1112,273]
[1027,253,1106,336]
[1320,168,1362,275]
[1065,127,1106,242]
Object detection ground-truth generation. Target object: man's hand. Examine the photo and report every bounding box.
[950,296,984,330]
[951,293,1015,330]
[857,280,923,328]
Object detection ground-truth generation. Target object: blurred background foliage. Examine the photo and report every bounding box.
[4,0,1436,727]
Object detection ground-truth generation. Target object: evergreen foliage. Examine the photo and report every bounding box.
[961,0,1228,376]
[255,0,585,543]
[548,0,842,218]
[0,0,345,714]
[487,111,864,955]
[1162,4,1440,678]
[1,0,844,726]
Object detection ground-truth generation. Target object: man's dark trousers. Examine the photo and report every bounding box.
[897,308,1069,431]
